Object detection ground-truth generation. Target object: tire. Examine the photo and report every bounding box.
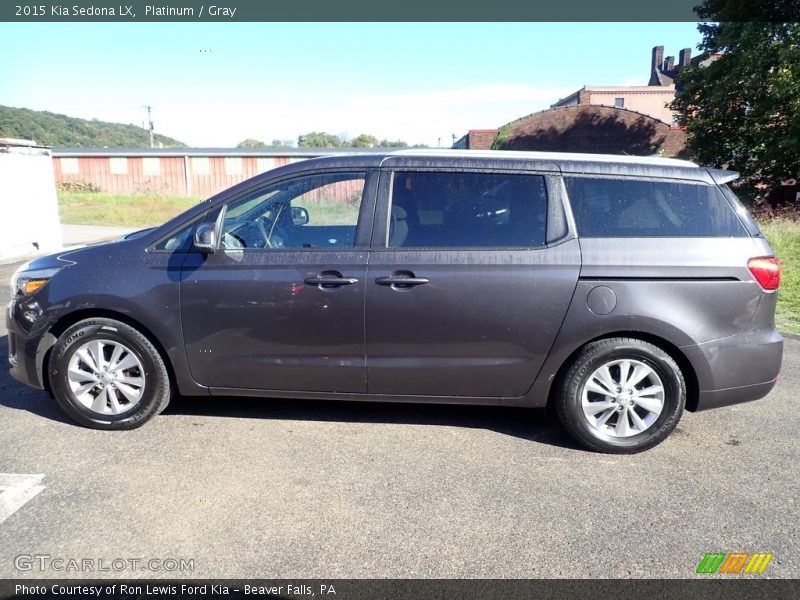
[48,318,171,430]
[556,337,685,454]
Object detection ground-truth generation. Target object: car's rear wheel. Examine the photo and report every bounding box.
[48,318,171,429]
[556,337,685,453]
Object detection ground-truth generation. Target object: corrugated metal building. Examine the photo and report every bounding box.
[51,147,369,198]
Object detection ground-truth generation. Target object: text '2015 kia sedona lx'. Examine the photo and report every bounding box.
[7,150,783,453]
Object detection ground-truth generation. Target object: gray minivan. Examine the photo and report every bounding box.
[7,150,783,453]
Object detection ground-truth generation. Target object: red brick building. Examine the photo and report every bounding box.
[452,129,499,151]
[455,44,698,156]
[494,105,687,157]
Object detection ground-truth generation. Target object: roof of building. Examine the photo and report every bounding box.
[553,84,675,107]
[54,145,697,168]
[51,146,401,158]
[650,68,678,86]
[583,85,675,93]
[0,138,50,149]
[485,105,689,159]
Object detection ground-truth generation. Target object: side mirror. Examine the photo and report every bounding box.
[194,223,217,253]
[291,206,309,226]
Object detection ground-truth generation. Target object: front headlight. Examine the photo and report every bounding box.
[10,267,62,298]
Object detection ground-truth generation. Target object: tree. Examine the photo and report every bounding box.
[270,139,295,147]
[350,133,379,147]
[379,139,409,148]
[671,8,800,186]
[297,132,343,147]
[236,138,267,148]
[0,105,185,147]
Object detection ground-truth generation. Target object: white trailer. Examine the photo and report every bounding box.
[0,138,63,262]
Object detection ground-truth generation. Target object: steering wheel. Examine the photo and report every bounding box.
[257,216,286,249]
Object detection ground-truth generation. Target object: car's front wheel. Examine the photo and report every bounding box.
[556,337,686,453]
[48,318,171,429]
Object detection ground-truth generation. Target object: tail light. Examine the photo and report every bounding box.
[747,257,781,291]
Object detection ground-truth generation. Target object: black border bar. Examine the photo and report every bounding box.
[1,0,711,22]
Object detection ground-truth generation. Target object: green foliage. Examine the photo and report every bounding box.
[58,192,200,227]
[236,138,267,148]
[271,139,295,147]
[56,181,101,193]
[297,132,343,147]
[491,124,512,150]
[298,132,415,148]
[350,133,379,147]
[379,139,409,148]
[758,217,800,335]
[671,14,800,185]
[0,105,185,148]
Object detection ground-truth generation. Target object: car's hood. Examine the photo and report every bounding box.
[16,228,155,272]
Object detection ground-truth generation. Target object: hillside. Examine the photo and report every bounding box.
[0,105,185,147]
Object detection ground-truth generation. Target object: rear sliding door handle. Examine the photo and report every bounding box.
[375,276,430,287]
[304,276,359,287]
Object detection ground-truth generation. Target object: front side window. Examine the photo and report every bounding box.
[155,220,197,252]
[564,177,747,237]
[388,171,548,248]
[219,172,366,250]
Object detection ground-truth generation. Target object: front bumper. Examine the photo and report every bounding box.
[6,299,54,390]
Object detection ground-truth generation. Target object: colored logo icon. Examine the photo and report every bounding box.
[696,552,773,574]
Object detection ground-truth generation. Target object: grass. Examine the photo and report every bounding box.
[57,191,800,334]
[759,217,800,336]
[58,192,202,228]
[57,192,358,227]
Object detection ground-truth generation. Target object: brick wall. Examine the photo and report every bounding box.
[467,130,498,150]
[494,105,686,157]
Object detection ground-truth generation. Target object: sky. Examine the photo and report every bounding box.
[0,22,703,147]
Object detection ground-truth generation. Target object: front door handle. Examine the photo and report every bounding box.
[304,274,359,288]
[375,275,430,288]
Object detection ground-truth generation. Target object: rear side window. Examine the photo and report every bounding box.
[720,185,762,236]
[389,171,548,248]
[564,177,747,237]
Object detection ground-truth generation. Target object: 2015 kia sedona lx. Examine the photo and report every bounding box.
[7,150,783,453]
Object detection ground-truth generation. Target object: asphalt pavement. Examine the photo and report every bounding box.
[0,258,798,578]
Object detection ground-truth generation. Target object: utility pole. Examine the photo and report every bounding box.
[143,105,154,148]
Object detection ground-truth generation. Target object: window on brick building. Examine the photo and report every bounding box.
[109,157,128,175]
[60,158,79,175]
[143,157,161,176]
[614,97,625,108]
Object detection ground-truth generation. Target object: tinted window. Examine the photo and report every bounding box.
[388,171,548,248]
[155,218,201,252]
[720,185,762,236]
[564,177,747,237]
[220,172,366,250]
